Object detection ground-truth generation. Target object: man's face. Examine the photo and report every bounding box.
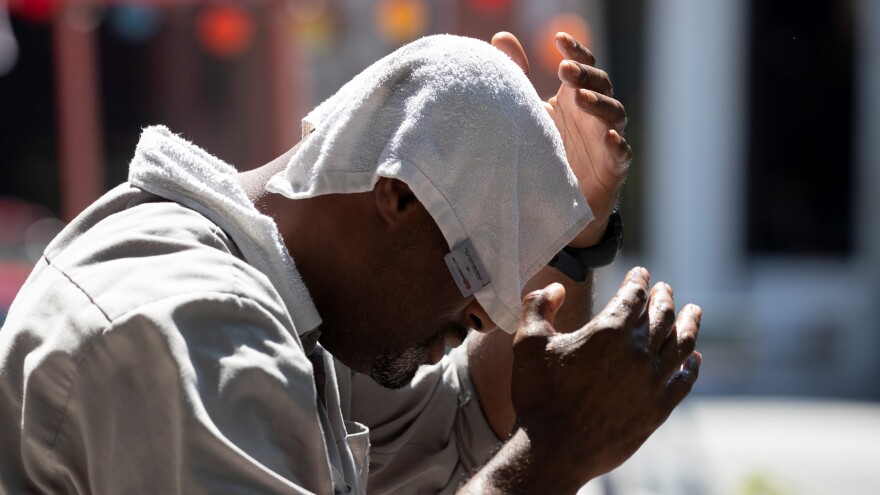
[315,201,489,389]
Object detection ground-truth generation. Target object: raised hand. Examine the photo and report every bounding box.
[510,268,702,490]
[492,32,632,247]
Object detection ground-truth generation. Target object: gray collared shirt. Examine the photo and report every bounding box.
[0,183,499,494]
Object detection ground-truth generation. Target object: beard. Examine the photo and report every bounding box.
[370,343,430,389]
[369,322,469,389]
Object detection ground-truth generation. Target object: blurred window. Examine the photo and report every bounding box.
[0,17,59,216]
[745,0,855,255]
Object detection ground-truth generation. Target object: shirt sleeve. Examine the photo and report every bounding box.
[338,343,502,494]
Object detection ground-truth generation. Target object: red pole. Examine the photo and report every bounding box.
[53,16,103,222]
[267,0,306,156]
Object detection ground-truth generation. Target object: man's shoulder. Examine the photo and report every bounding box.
[42,199,288,327]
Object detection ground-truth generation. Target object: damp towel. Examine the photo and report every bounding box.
[267,34,593,333]
[129,125,323,338]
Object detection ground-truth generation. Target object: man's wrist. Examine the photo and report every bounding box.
[460,429,584,495]
[549,209,623,283]
[568,216,610,249]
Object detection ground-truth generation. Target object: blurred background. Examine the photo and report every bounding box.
[1,0,878,493]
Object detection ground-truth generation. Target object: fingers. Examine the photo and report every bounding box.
[554,31,595,66]
[665,351,702,406]
[658,304,702,375]
[659,303,702,406]
[559,60,613,97]
[492,31,530,77]
[575,89,627,133]
[596,267,650,331]
[647,283,676,353]
[514,283,566,345]
[606,130,633,166]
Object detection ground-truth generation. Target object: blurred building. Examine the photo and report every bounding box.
[600,0,880,401]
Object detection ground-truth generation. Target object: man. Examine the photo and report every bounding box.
[0,32,701,494]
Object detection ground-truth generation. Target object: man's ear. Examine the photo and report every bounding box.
[374,177,421,227]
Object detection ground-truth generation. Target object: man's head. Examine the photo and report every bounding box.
[268,175,494,388]
[260,34,591,387]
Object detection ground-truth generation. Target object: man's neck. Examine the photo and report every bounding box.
[236,143,300,207]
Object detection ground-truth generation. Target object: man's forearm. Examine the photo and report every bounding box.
[456,428,585,495]
[467,265,595,439]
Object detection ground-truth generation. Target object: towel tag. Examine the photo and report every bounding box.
[444,239,490,297]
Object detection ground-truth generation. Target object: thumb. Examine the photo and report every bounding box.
[491,31,531,78]
[514,283,566,346]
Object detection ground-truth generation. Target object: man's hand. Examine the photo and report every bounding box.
[492,32,632,247]
[510,267,702,490]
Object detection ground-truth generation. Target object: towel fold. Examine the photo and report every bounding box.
[267,34,592,333]
[129,125,322,338]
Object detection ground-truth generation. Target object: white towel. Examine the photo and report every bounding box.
[267,34,592,333]
[129,125,322,338]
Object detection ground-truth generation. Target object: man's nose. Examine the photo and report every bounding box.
[462,298,497,334]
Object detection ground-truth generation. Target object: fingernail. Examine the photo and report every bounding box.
[555,38,566,53]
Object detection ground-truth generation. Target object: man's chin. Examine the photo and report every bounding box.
[370,366,419,390]
[369,344,429,389]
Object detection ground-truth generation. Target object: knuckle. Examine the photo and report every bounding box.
[523,290,549,308]
[678,332,697,354]
[597,69,612,91]
[630,283,649,304]
[573,62,587,80]
[583,50,596,64]
[655,302,675,324]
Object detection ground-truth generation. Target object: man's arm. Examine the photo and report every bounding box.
[469,30,632,440]
[463,268,702,494]
[462,33,703,493]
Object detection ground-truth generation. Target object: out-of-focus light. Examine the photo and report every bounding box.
[537,13,591,75]
[285,0,334,55]
[375,0,427,45]
[292,10,334,55]
[11,0,61,24]
[470,0,511,15]
[108,5,162,43]
[196,5,255,59]
[0,4,19,76]
[285,0,328,23]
